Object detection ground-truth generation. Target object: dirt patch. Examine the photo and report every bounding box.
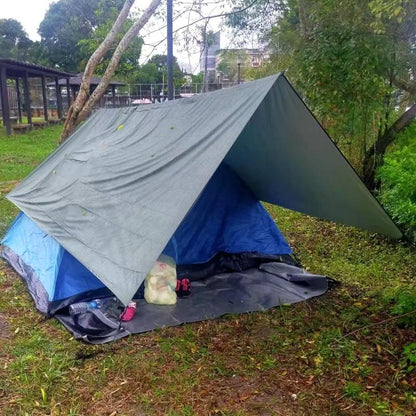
[0,313,11,339]
[0,180,20,194]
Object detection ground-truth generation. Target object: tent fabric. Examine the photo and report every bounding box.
[163,163,291,264]
[2,163,291,307]
[223,78,400,235]
[1,213,106,306]
[5,74,401,305]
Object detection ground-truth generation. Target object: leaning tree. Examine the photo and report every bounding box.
[60,0,162,142]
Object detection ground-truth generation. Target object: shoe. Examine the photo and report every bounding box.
[175,278,191,298]
[181,278,191,297]
[120,301,137,321]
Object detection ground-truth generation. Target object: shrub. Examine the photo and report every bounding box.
[391,288,416,329]
[400,343,416,373]
[377,122,416,241]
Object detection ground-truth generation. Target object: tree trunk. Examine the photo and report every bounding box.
[298,0,311,39]
[60,0,162,142]
[362,103,416,190]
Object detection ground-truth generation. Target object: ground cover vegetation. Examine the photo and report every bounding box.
[0,126,415,415]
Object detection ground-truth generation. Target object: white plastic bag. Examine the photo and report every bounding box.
[144,255,177,305]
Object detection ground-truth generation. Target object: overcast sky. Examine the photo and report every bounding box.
[2,0,54,40]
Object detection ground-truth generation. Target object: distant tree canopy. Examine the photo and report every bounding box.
[38,0,130,72]
[130,54,185,86]
[0,19,33,61]
[217,50,249,82]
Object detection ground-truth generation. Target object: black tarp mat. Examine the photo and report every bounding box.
[55,263,328,344]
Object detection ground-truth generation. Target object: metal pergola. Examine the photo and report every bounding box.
[0,59,73,135]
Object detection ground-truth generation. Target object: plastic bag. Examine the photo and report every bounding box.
[144,255,177,305]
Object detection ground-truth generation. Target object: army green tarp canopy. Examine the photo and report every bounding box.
[7,74,401,305]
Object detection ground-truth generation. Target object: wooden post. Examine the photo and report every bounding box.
[111,84,116,108]
[23,70,32,128]
[0,66,11,135]
[41,75,48,121]
[16,78,22,123]
[55,77,63,119]
[66,77,71,109]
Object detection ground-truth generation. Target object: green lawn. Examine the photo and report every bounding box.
[0,125,61,235]
[0,125,415,416]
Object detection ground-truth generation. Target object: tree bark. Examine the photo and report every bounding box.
[392,78,416,95]
[61,0,162,142]
[362,102,416,190]
[297,0,311,39]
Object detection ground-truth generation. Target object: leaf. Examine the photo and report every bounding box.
[41,388,47,403]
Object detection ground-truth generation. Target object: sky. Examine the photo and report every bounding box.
[2,0,54,41]
[0,0,237,74]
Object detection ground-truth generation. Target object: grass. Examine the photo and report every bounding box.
[0,125,415,415]
[0,124,61,235]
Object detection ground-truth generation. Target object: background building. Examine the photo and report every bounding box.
[200,31,221,87]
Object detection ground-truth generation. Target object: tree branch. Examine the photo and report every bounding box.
[77,0,163,123]
[392,77,416,95]
[362,103,416,189]
[61,0,136,141]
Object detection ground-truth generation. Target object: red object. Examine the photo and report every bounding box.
[175,278,191,298]
[120,301,137,322]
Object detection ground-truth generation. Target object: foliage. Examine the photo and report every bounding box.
[344,381,363,399]
[217,50,249,82]
[390,289,416,329]
[400,343,416,373]
[129,54,185,87]
[226,0,284,42]
[148,54,185,85]
[78,10,143,81]
[134,62,159,83]
[0,19,33,61]
[38,0,126,72]
[191,72,203,84]
[377,122,416,240]
[226,0,416,173]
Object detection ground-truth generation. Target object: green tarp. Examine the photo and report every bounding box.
[7,74,401,305]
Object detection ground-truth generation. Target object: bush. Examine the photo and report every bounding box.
[391,288,416,329]
[377,122,416,241]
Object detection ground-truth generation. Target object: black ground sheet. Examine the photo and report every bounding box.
[55,263,328,344]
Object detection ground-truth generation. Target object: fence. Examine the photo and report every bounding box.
[1,81,239,118]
